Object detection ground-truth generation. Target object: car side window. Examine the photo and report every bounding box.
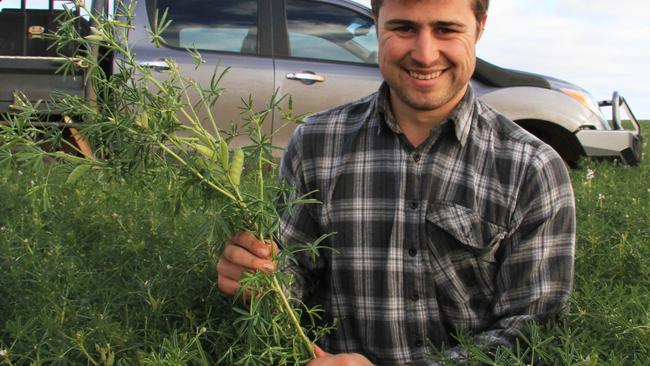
[286,0,378,65]
[150,0,258,54]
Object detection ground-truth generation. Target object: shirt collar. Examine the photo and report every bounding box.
[374,82,476,147]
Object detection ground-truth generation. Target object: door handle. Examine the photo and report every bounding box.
[286,72,325,83]
[137,60,171,72]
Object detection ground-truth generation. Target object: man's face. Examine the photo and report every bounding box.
[375,0,486,115]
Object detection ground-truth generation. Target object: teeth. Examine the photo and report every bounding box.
[409,70,442,80]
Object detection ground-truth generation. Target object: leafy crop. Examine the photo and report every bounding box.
[1,1,330,365]
[0,1,649,365]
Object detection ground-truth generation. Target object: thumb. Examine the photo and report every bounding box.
[313,344,331,358]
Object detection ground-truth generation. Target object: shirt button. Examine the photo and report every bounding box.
[408,247,417,257]
[415,340,424,347]
[410,293,420,302]
[409,201,419,209]
[413,153,421,162]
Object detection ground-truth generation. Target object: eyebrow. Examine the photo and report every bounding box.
[384,19,467,29]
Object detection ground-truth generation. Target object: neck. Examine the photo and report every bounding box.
[389,87,466,147]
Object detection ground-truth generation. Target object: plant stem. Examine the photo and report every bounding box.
[76,340,99,366]
[155,141,239,204]
[271,275,316,360]
[254,153,314,360]
[3,355,15,366]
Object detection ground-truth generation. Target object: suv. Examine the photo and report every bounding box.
[2,0,642,165]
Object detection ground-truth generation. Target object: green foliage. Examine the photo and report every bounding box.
[0,168,232,364]
[2,126,648,365]
[564,129,650,363]
[1,1,325,365]
[0,1,648,365]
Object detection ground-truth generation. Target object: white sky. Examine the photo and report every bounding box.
[356,0,650,119]
[4,0,649,119]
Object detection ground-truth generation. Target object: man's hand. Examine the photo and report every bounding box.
[216,231,277,296]
[307,345,375,366]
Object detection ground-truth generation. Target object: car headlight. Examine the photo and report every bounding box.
[560,88,602,118]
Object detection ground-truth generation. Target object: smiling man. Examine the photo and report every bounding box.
[217,0,576,365]
[377,0,484,145]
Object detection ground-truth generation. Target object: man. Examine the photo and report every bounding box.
[217,0,576,365]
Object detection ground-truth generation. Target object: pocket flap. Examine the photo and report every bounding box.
[426,202,507,261]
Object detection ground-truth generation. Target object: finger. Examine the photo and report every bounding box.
[216,270,256,299]
[216,273,241,296]
[233,231,273,258]
[216,257,247,281]
[313,344,331,358]
[222,241,276,272]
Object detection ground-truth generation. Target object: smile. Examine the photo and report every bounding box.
[408,70,443,80]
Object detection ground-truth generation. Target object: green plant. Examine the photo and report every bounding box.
[1,1,649,365]
[1,1,330,364]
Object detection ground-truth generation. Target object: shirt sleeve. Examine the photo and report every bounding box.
[277,124,328,302]
[446,145,576,358]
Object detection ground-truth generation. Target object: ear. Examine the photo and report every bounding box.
[476,15,488,41]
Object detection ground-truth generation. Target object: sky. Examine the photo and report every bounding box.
[4,0,649,119]
[355,0,650,119]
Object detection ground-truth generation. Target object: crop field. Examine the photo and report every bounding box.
[0,122,647,365]
[3,2,648,363]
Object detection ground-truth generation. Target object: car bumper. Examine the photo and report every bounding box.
[575,129,643,165]
[575,91,644,165]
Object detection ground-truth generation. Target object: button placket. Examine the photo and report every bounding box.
[404,142,428,355]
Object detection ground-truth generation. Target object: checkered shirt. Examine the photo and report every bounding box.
[278,82,576,365]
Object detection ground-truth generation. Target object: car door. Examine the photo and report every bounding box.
[132,0,275,147]
[272,0,383,148]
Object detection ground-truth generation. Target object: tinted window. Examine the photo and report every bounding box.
[152,0,257,54]
[286,0,378,64]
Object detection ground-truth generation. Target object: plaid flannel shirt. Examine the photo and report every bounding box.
[279,82,575,365]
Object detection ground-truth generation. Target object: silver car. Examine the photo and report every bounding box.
[125,0,641,165]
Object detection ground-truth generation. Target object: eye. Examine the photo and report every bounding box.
[436,27,457,35]
[394,25,416,34]
[386,23,417,36]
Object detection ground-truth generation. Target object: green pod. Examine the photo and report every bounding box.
[219,140,229,172]
[113,21,131,29]
[193,143,216,161]
[66,164,92,185]
[84,34,105,42]
[197,133,214,147]
[135,111,149,129]
[229,148,244,187]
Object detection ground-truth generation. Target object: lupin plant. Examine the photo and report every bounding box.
[3,1,332,364]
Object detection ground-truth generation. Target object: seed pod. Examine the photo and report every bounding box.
[113,21,132,29]
[66,164,92,185]
[197,133,214,147]
[84,34,105,42]
[229,148,244,187]
[193,143,215,161]
[219,140,229,171]
[135,111,149,129]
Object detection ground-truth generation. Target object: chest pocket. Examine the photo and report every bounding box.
[425,202,507,305]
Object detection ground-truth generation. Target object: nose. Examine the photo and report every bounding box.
[410,31,439,66]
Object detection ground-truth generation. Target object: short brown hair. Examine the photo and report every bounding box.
[370,0,490,23]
